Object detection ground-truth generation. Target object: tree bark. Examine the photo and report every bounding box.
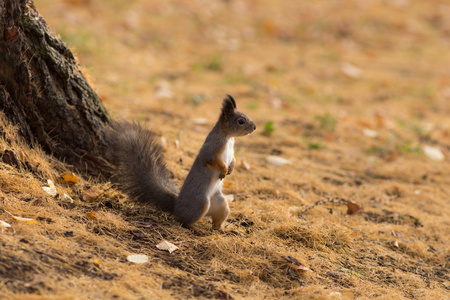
[0,0,110,175]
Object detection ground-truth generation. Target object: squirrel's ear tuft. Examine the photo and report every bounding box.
[221,95,236,117]
[225,94,237,109]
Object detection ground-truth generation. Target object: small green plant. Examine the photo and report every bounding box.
[316,112,337,131]
[137,112,148,123]
[396,141,421,154]
[308,143,323,150]
[262,121,275,136]
[365,146,387,156]
[192,54,223,72]
[205,55,223,71]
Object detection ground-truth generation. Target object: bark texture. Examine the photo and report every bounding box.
[0,0,110,174]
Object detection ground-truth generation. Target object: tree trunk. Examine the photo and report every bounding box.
[0,0,110,175]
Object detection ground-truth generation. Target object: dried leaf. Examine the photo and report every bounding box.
[0,220,11,228]
[192,118,208,125]
[127,254,149,264]
[422,145,444,162]
[19,149,25,161]
[363,129,377,138]
[63,193,74,203]
[86,212,97,219]
[269,97,282,109]
[154,80,173,99]
[156,240,179,253]
[24,274,46,287]
[282,256,313,273]
[62,173,79,183]
[346,200,363,215]
[288,206,302,217]
[393,240,399,249]
[341,62,362,79]
[240,159,251,170]
[42,179,58,197]
[11,215,37,224]
[82,189,99,202]
[266,155,291,166]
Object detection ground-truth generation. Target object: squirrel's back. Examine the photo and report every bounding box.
[105,121,178,212]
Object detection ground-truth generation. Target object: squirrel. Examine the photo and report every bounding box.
[105,95,256,229]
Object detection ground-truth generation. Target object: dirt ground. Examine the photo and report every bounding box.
[1,0,449,299]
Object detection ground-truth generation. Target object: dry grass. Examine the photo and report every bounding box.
[1,0,449,299]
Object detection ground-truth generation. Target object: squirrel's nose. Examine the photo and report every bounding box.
[253,124,257,131]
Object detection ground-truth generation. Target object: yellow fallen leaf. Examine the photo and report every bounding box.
[93,259,103,267]
[86,212,97,219]
[62,173,79,183]
[11,215,37,224]
[19,149,25,161]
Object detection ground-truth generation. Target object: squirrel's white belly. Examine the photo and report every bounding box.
[222,138,235,165]
[208,138,234,199]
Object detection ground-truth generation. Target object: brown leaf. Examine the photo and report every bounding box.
[346,200,363,215]
[82,189,99,202]
[282,256,313,273]
[86,212,97,219]
[393,240,399,250]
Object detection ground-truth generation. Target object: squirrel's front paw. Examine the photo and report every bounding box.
[219,167,228,180]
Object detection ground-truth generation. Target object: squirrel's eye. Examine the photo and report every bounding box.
[237,118,245,125]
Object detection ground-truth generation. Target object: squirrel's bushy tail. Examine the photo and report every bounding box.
[105,121,178,212]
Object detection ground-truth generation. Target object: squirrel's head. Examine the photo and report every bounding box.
[220,94,256,137]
